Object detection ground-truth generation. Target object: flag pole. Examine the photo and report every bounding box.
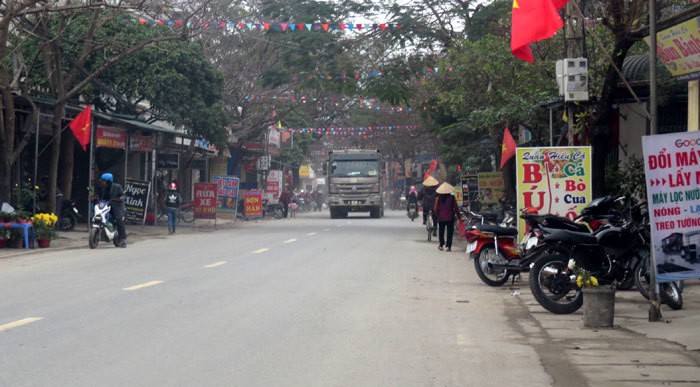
[87,105,95,234]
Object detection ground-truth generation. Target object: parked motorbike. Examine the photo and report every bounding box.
[528,196,650,314]
[407,202,419,221]
[88,200,122,249]
[465,209,585,287]
[633,247,683,310]
[57,199,80,231]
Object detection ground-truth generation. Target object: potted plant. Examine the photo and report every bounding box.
[569,259,616,328]
[31,213,58,248]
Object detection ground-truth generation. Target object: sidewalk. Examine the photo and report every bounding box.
[0,217,241,259]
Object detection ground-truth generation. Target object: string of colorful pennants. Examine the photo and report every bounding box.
[242,95,418,113]
[286,125,419,136]
[123,18,400,33]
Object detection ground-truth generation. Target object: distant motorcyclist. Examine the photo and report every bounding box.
[406,185,419,212]
[95,173,127,247]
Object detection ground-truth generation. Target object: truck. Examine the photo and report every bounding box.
[324,149,384,219]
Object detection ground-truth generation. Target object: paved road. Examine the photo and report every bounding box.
[0,210,553,387]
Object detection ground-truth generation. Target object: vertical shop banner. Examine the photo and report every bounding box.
[244,190,263,217]
[461,175,479,207]
[516,147,592,236]
[194,183,217,220]
[212,175,240,219]
[266,170,282,203]
[642,132,700,282]
[478,172,505,206]
[124,178,151,224]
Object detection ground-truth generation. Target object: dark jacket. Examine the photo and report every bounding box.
[99,182,126,216]
[418,187,436,212]
[434,194,460,222]
[165,190,182,208]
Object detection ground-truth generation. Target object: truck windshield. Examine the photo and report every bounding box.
[330,160,378,177]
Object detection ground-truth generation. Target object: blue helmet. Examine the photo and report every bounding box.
[100,173,113,182]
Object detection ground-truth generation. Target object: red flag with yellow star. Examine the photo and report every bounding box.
[500,127,517,170]
[68,105,91,151]
[511,0,569,63]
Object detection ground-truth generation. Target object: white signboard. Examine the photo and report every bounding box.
[643,132,700,282]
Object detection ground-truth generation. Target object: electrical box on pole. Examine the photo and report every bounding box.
[557,58,589,102]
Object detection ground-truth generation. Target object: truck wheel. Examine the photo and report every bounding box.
[370,207,380,218]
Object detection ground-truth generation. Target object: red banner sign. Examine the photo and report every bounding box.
[244,190,263,217]
[194,183,217,219]
[97,127,127,149]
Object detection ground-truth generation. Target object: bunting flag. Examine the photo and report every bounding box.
[123,19,401,33]
[285,125,420,136]
[511,0,569,63]
[68,105,92,151]
[500,127,517,169]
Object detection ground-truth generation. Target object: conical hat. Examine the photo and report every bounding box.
[436,182,455,194]
[423,176,439,187]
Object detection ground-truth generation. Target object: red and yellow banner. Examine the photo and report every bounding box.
[516,147,592,235]
[96,127,126,149]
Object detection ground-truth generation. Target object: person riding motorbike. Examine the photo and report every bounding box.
[418,176,439,235]
[406,185,419,213]
[95,173,127,247]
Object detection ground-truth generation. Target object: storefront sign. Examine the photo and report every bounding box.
[194,183,217,220]
[265,169,282,203]
[124,178,150,224]
[244,190,263,217]
[646,16,700,81]
[129,133,153,152]
[461,175,479,207]
[157,153,180,169]
[97,127,127,149]
[212,175,239,219]
[643,132,700,282]
[516,147,592,236]
[478,172,505,206]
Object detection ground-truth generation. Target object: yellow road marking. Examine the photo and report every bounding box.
[253,248,269,254]
[307,232,317,236]
[0,317,43,332]
[204,261,227,268]
[284,239,297,243]
[123,281,163,291]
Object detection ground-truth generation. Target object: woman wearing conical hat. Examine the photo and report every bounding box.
[434,182,460,252]
[419,176,439,231]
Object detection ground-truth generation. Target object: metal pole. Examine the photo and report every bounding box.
[87,106,95,234]
[648,0,662,322]
[33,113,40,216]
[549,108,554,146]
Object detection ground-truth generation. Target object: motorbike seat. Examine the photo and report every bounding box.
[543,228,597,245]
[477,224,518,236]
[473,210,498,221]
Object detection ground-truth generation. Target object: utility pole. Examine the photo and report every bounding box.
[648,0,663,322]
[564,0,585,144]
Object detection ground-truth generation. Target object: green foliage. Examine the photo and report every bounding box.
[604,156,647,203]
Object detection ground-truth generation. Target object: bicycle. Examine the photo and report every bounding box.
[425,209,435,242]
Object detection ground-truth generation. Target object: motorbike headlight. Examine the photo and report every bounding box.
[94,215,102,222]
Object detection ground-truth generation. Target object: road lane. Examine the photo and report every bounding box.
[0,211,551,386]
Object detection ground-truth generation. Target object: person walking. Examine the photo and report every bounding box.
[419,176,439,235]
[164,182,182,234]
[279,187,293,218]
[434,182,460,252]
[96,173,127,247]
